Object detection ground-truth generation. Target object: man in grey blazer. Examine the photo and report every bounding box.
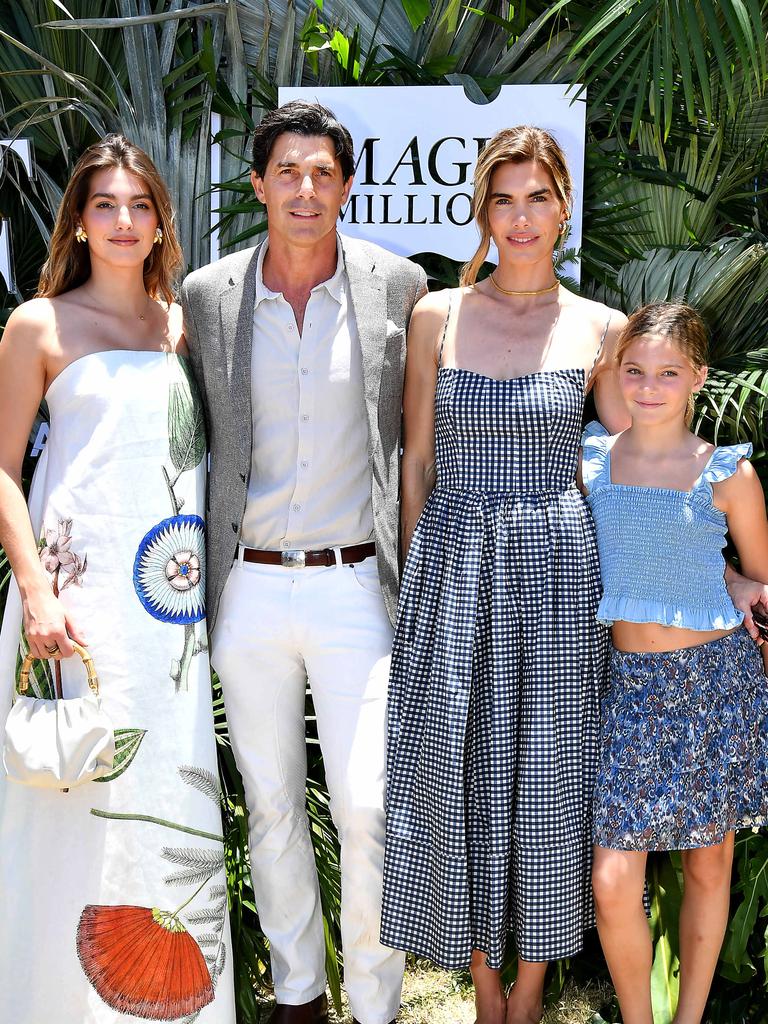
[181,101,426,1024]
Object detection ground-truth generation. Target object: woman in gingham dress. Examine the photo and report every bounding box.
[380,127,630,1024]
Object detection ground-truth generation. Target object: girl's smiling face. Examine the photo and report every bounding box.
[619,333,708,423]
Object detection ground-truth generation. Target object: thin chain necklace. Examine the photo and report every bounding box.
[489,273,559,297]
[82,285,152,320]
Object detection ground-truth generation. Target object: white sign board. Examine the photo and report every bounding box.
[279,85,585,276]
[0,219,14,295]
[0,139,34,295]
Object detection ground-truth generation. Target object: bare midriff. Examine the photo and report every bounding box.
[611,619,739,653]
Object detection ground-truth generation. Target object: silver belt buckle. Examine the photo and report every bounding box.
[281,549,306,568]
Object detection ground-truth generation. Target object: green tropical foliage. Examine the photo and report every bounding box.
[2,2,768,1021]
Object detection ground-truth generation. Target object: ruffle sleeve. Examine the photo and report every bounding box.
[697,442,753,493]
[579,420,612,495]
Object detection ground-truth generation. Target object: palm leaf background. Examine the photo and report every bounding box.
[2,2,768,1020]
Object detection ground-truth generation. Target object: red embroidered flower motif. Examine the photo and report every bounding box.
[76,904,214,1020]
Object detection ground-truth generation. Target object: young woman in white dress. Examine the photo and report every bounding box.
[0,135,235,1024]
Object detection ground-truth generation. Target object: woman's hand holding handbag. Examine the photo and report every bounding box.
[3,641,115,790]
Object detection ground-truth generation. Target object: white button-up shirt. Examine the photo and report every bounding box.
[239,238,374,551]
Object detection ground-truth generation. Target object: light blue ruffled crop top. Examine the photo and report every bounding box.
[581,422,752,631]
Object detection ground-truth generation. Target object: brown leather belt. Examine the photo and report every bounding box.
[242,542,376,569]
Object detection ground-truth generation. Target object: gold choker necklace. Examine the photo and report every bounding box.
[489,273,559,297]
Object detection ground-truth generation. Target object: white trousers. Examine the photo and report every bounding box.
[210,553,404,1024]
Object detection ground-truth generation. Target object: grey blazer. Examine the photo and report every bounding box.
[180,234,427,632]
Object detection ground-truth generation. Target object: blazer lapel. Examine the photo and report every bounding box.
[219,243,262,462]
[343,237,386,456]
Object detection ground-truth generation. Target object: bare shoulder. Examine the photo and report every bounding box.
[413,286,452,315]
[716,453,762,499]
[2,297,58,355]
[407,288,454,365]
[562,290,626,333]
[5,296,57,331]
[0,298,57,404]
[709,447,767,525]
[409,287,453,334]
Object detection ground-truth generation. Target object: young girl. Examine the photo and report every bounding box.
[580,302,768,1024]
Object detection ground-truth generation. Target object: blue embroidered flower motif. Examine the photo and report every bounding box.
[133,515,205,624]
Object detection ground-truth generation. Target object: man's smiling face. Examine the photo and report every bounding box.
[251,132,353,250]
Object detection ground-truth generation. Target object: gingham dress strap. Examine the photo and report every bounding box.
[437,290,453,368]
[586,312,611,387]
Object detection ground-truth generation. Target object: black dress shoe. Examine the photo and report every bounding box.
[270,993,328,1023]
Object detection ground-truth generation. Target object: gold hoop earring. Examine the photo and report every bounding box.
[153,227,163,245]
[75,225,88,243]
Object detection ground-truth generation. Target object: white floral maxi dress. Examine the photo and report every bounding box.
[0,351,235,1024]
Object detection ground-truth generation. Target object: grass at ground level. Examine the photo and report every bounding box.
[256,960,615,1022]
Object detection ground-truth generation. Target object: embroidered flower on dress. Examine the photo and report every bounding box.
[133,515,205,624]
[77,904,214,1020]
[60,551,88,590]
[39,518,88,587]
[165,549,201,591]
[40,518,75,573]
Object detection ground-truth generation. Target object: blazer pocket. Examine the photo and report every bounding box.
[382,324,406,380]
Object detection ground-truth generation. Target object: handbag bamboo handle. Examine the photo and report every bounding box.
[19,642,99,696]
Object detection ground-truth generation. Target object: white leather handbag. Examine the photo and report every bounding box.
[3,641,115,790]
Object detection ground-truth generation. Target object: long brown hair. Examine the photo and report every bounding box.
[37,135,182,304]
[460,125,573,287]
[616,302,709,426]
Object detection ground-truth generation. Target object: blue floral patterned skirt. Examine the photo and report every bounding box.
[593,629,768,851]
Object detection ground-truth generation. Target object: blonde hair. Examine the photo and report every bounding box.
[37,135,182,305]
[616,302,710,426]
[460,125,573,287]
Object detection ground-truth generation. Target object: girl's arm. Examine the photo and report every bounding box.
[724,564,768,644]
[718,459,768,670]
[0,302,85,659]
[575,450,587,496]
[399,291,446,560]
[591,311,631,435]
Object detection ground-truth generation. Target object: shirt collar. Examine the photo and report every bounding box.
[254,234,346,308]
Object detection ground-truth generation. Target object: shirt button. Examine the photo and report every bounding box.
[292,503,301,512]
[301,367,309,375]
[282,540,290,548]
[287,324,294,332]
[301,414,309,422]
[301,460,308,468]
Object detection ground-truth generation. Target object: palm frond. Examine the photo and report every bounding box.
[606,235,768,446]
[566,0,767,141]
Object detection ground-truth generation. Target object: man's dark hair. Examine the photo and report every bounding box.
[251,101,355,181]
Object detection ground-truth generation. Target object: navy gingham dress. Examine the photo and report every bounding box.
[381,324,608,968]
